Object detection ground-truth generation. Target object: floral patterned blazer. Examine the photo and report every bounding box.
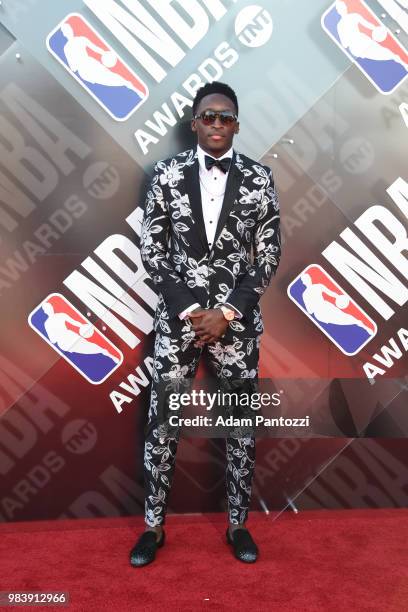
[140,147,281,338]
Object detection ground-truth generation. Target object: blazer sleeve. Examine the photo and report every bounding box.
[140,163,199,319]
[225,167,281,318]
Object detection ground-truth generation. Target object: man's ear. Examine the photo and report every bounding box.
[234,121,240,134]
[191,119,197,133]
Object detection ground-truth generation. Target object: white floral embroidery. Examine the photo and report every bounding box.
[158,159,183,187]
[186,259,209,288]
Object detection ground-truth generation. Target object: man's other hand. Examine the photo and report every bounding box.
[189,308,229,346]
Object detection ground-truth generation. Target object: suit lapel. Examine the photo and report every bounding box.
[183,150,208,253]
[212,150,245,247]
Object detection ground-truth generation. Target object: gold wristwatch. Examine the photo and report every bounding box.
[219,305,235,321]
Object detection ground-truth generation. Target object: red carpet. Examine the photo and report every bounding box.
[0,509,407,611]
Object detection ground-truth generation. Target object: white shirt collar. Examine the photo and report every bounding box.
[197,144,234,172]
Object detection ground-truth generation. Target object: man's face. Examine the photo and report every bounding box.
[191,93,239,158]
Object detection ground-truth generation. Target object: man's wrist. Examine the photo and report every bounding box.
[224,303,243,319]
[219,305,235,321]
[179,303,201,320]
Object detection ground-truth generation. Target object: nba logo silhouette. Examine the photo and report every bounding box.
[28,293,123,384]
[321,0,408,94]
[287,264,377,356]
[46,13,149,120]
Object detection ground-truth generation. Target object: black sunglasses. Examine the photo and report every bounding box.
[193,110,238,125]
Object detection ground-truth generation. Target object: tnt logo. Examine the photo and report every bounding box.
[28,293,123,384]
[83,162,120,200]
[46,13,149,120]
[321,0,408,94]
[234,5,273,48]
[62,419,97,454]
[287,264,377,356]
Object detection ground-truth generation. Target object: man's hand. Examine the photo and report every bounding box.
[189,308,229,347]
[186,307,206,348]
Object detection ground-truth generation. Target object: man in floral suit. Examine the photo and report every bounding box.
[130,81,280,566]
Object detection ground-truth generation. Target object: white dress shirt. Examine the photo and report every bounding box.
[178,145,242,321]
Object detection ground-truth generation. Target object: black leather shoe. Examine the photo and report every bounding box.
[129,530,165,567]
[226,527,258,563]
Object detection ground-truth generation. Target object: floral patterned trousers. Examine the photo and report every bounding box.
[144,318,260,527]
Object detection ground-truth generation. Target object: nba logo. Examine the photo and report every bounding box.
[287,264,377,356]
[321,0,408,94]
[28,293,123,384]
[46,13,149,120]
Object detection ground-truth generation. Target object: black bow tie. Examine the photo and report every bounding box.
[204,155,231,173]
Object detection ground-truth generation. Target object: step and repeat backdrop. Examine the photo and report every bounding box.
[1,0,408,522]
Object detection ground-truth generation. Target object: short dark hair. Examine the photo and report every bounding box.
[192,81,239,116]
